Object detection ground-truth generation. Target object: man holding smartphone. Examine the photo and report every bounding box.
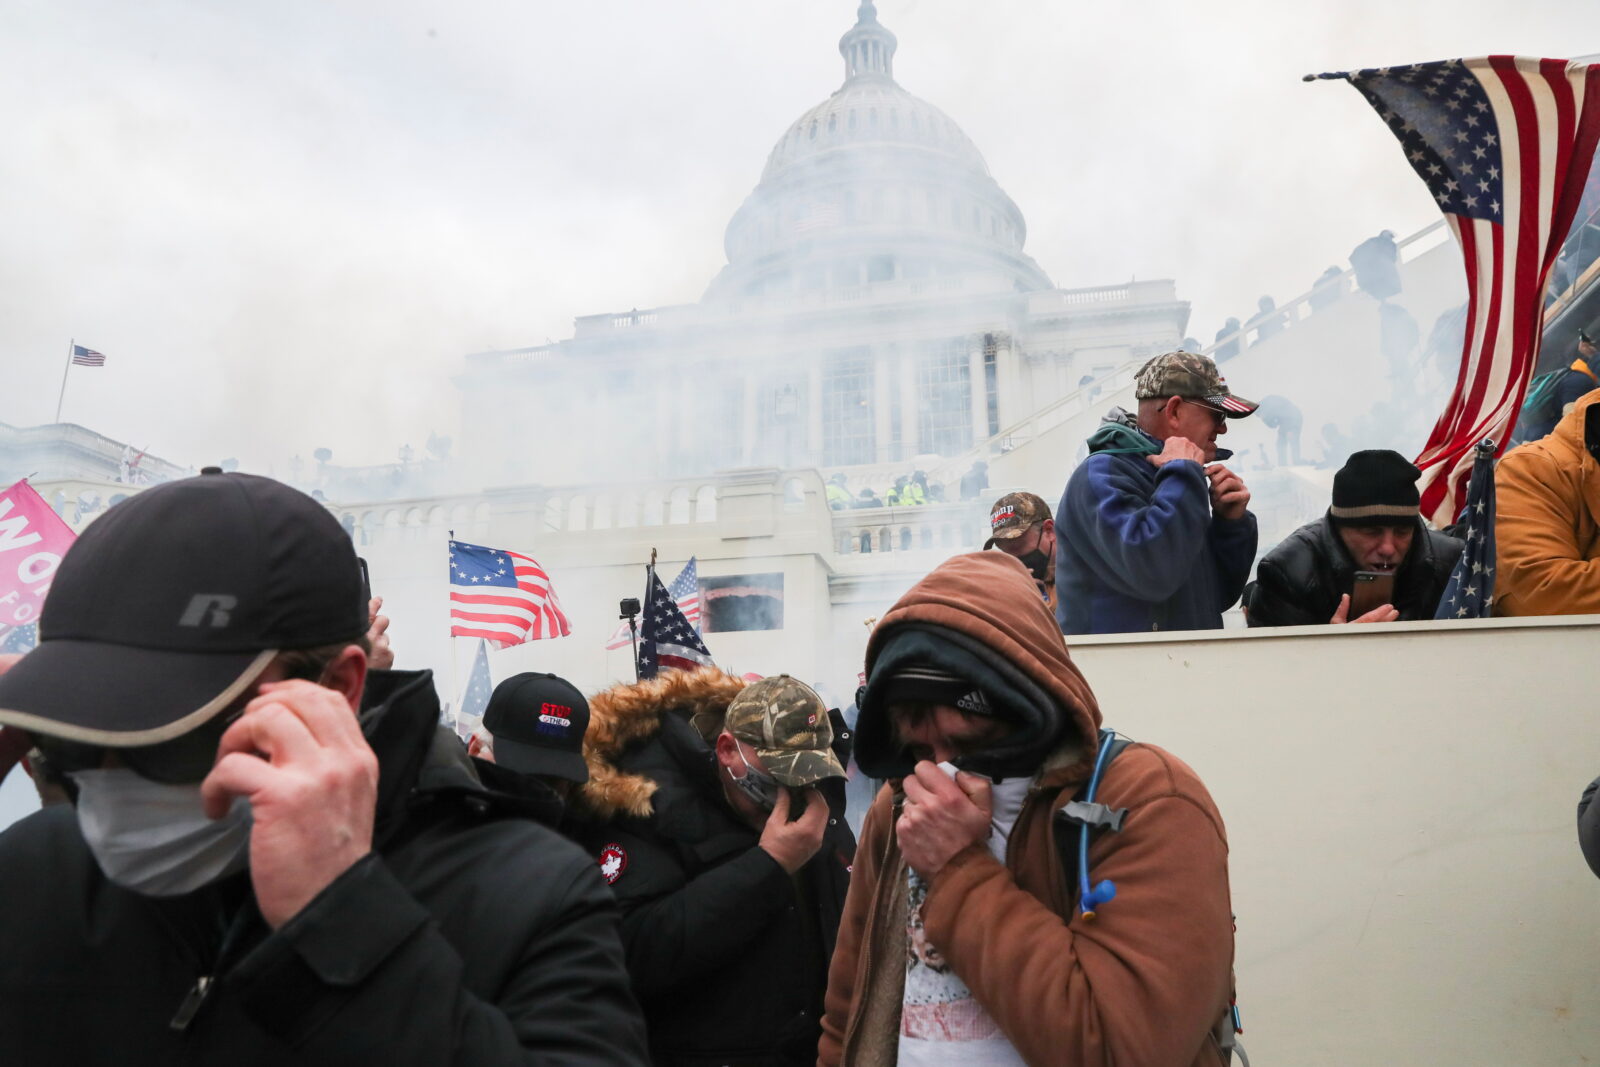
[1245,449,1463,626]
[571,670,854,1066]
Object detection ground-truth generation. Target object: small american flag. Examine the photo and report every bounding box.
[449,539,571,648]
[0,622,37,654]
[71,345,106,367]
[605,556,700,650]
[1316,57,1600,526]
[1435,439,1497,619]
[637,566,714,679]
[454,638,494,740]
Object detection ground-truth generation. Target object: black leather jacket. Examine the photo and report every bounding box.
[1245,514,1463,626]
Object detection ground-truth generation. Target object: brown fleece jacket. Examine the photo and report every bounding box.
[817,552,1234,1067]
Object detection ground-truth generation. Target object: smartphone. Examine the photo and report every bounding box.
[1349,570,1396,617]
[357,557,372,605]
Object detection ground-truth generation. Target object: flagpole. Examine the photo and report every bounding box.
[53,339,74,424]
[448,530,461,731]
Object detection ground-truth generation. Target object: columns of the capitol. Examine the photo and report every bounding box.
[898,346,919,458]
[967,336,987,446]
[873,348,893,463]
[806,359,824,464]
[740,376,758,466]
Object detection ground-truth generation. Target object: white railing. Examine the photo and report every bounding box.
[829,500,985,555]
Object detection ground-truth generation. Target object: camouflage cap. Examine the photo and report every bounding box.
[724,674,846,787]
[1133,350,1259,418]
[983,492,1051,549]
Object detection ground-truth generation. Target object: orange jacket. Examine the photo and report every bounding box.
[1495,388,1600,616]
[817,552,1235,1067]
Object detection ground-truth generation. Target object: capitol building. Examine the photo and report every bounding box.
[13,3,1476,705]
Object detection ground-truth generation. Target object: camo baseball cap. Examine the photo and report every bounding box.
[724,674,845,787]
[1133,350,1258,418]
[983,492,1051,549]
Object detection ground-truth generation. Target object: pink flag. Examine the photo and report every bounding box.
[0,480,77,632]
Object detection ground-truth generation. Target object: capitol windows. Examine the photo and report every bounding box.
[822,348,874,466]
[916,339,973,456]
[867,256,895,282]
[849,110,858,134]
[701,573,784,633]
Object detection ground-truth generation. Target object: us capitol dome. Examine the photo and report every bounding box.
[704,2,1053,301]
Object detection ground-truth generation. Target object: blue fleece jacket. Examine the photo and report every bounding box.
[1054,426,1258,634]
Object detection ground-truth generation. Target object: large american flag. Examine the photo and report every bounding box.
[1435,439,1497,619]
[448,539,571,647]
[605,556,700,650]
[637,566,714,679]
[1320,57,1600,526]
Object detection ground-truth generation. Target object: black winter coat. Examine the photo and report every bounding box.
[1245,513,1463,626]
[0,669,649,1066]
[575,712,855,1067]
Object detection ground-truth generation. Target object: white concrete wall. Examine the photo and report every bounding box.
[1068,616,1600,1064]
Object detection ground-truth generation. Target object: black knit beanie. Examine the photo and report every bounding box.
[1329,449,1421,526]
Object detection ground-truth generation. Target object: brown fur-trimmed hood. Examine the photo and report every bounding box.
[574,666,749,821]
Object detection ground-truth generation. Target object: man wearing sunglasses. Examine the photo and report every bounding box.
[0,469,647,1065]
[1055,350,1260,634]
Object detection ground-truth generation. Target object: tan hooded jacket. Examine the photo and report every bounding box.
[817,552,1234,1067]
[1495,388,1600,616]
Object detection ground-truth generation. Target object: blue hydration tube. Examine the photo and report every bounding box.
[1077,728,1120,921]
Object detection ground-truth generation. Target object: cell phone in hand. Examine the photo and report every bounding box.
[1350,570,1396,617]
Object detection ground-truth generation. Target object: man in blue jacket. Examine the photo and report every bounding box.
[1055,351,1260,634]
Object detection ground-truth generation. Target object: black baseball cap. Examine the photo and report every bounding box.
[482,672,590,783]
[0,470,367,746]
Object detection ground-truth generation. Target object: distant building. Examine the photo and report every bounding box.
[455,3,1189,490]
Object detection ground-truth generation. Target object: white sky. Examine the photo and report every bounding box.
[0,0,1589,473]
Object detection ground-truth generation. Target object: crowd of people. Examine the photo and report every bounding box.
[6,330,1600,1063]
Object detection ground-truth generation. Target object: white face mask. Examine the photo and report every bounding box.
[68,768,252,897]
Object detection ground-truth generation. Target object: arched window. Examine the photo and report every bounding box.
[860,531,873,553]
[669,487,692,524]
[899,528,912,551]
[827,113,838,135]
[695,485,717,522]
[642,489,665,527]
[920,527,933,549]
[809,119,818,141]
[569,496,589,531]
[879,528,892,552]
[941,524,956,547]
[427,505,446,528]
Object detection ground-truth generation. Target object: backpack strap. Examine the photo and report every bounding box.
[1052,730,1131,921]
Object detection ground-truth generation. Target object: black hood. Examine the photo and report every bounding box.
[857,623,1069,783]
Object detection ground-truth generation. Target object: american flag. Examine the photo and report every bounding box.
[1435,439,1497,619]
[449,539,571,648]
[70,344,106,367]
[454,638,494,740]
[1318,57,1600,526]
[637,566,714,679]
[605,556,700,650]
[0,622,37,654]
